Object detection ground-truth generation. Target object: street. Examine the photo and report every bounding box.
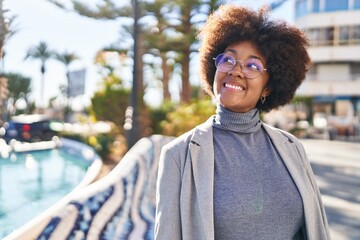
[302,139,360,240]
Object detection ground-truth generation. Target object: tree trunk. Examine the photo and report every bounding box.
[181,49,191,103]
[138,31,151,138]
[179,2,192,103]
[0,48,4,73]
[138,32,144,107]
[161,52,171,101]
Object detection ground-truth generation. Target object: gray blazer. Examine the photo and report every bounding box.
[155,117,331,240]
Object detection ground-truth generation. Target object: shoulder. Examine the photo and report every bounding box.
[262,122,302,144]
[163,116,214,152]
[262,122,308,163]
[158,128,196,174]
[162,128,196,153]
[262,122,307,155]
[161,116,214,163]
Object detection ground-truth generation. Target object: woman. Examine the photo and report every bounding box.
[155,4,330,240]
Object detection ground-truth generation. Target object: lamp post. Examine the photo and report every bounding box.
[126,0,142,148]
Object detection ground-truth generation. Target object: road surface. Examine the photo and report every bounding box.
[302,139,360,240]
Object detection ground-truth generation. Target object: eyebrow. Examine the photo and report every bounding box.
[224,49,264,62]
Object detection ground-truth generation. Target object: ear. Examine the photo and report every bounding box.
[261,87,271,97]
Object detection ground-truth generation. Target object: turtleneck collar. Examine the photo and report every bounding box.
[212,104,261,133]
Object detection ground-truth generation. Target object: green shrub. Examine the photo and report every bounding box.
[149,100,176,134]
[160,98,216,136]
[60,123,125,161]
[90,86,130,133]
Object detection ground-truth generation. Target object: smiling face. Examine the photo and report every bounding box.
[213,41,270,113]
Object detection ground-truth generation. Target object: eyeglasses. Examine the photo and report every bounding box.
[213,53,267,79]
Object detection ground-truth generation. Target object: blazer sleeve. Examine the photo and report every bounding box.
[295,140,331,239]
[154,145,182,240]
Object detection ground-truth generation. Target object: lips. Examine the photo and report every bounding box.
[223,82,245,91]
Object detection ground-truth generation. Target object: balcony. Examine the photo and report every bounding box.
[308,45,360,62]
[306,73,360,81]
[297,74,360,96]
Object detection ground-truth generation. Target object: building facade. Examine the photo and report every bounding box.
[295,0,360,136]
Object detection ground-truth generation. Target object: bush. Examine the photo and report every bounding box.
[60,122,127,162]
[159,98,216,137]
[149,100,176,134]
[90,86,130,133]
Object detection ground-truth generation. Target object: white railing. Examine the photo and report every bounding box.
[305,73,360,81]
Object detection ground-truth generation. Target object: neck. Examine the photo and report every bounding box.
[213,104,261,133]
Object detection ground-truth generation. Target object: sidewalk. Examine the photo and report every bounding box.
[301,139,360,240]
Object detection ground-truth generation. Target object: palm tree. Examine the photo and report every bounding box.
[142,0,175,102]
[4,72,32,115]
[54,51,79,96]
[54,51,79,121]
[167,0,223,102]
[24,41,54,109]
[0,0,17,73]
[3,72,31,100]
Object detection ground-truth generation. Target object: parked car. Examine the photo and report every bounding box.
[0,114,60,143]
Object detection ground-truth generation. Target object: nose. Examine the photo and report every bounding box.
[228,61,245,78]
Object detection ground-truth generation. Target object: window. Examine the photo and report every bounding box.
[350,25,360,44]
[307,29,321,46]
[295,0,307,18]
[323,27,334,45]
[307,27,334,46]
[313,0,320,12]
[308,25,360,47]
[355,0,360,9]
[325,0,348,12]
[339,26,349,45]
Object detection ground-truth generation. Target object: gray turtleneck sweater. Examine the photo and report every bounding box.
[212,105,305,240]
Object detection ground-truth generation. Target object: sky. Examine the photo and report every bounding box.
[3,0,294,110]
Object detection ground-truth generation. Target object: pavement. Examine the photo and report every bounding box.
[301,139,360,240]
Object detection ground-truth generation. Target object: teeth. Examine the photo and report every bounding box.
[224,83,245,90]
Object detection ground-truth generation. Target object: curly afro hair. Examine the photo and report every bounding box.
[198,4,311,112]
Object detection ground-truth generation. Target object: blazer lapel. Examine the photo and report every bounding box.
[189,118,215,240]
[263,124,316,238]
[263,124,304,177]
